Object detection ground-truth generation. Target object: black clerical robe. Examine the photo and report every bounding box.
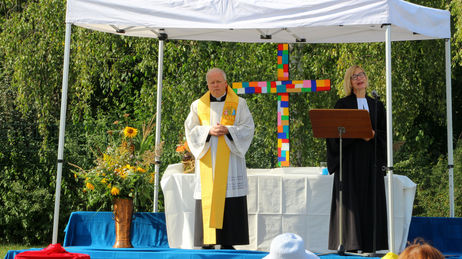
[326,93,388,252]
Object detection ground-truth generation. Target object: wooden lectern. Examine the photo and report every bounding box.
[309,109,373,256]
[310,109,373,139]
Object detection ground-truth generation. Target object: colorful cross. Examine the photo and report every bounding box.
[232,44,331,167]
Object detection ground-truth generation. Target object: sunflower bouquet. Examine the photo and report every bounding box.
[71,115,161,210]
[175,140,194,173]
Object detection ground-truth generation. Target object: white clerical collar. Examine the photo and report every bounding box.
[211,93,226,102]
[356,97,369,111]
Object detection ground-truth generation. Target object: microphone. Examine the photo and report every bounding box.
[371,90,379,99]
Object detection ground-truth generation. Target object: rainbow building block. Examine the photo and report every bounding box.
[231,44,331,167]
[278,43,289,81]
[232,79,331,94]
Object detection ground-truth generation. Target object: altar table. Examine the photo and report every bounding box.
[160,163,416,253]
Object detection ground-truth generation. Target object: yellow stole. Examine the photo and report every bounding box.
[197,86,239,244]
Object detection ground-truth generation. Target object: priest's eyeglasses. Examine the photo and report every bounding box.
[351,72,366,80]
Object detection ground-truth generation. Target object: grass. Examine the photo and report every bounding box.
[0,244,37,259]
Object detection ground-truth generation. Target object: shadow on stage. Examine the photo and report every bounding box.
[4,212,462,259]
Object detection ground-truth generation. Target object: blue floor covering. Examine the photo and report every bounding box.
[5,216,462,259]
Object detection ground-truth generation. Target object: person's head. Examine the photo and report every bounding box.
[206,68,228,98]
[398,239,444,259]
[343,65,368,96]
[263,233,319,259]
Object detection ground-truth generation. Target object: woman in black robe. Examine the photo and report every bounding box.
[327,65,388,253]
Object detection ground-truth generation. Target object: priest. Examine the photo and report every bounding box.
[185,67,255,250]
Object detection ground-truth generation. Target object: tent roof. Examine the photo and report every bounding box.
[66,0,450,43]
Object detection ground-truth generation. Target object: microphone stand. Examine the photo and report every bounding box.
[372,91,378,256]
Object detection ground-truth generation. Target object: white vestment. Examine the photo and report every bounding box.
[185,96,254,200]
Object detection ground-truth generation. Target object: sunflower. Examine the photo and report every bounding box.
[123,126,138,138]
[111,187,120,196]
[86,182,95,190]
[176,144,185,152]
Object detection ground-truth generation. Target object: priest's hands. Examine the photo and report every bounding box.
[209,123,229,136]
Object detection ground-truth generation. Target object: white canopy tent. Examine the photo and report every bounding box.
[56,0,452,253]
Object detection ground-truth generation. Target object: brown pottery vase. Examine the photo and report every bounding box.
[113,198,134,248]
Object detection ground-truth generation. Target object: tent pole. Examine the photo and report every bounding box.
[153,39,165,212]
[445,39,454,217]
[52,22,72,244]
[385,24,395,253]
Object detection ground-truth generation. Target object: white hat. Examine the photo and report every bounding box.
[264,233,320,259]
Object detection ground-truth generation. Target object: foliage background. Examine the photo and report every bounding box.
[1,0,461,245]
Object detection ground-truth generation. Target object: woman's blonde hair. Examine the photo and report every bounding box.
[398,239,444,259]
[343,65,368,96]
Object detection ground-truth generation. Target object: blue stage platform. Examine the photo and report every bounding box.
[7,246,386,259]
[62,211,169,248]
[5,213,462,259]
[407,217,462,257]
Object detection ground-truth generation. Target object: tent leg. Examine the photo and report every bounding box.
[52,23,72,244]
[445,39,454,218]
[384,24,395,253]
[153,40,165,212]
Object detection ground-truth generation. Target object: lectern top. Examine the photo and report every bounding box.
[309,109,373,139]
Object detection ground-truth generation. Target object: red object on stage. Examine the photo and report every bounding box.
[15,243,90,259]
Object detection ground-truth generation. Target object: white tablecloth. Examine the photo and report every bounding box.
[160,163,416,253]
